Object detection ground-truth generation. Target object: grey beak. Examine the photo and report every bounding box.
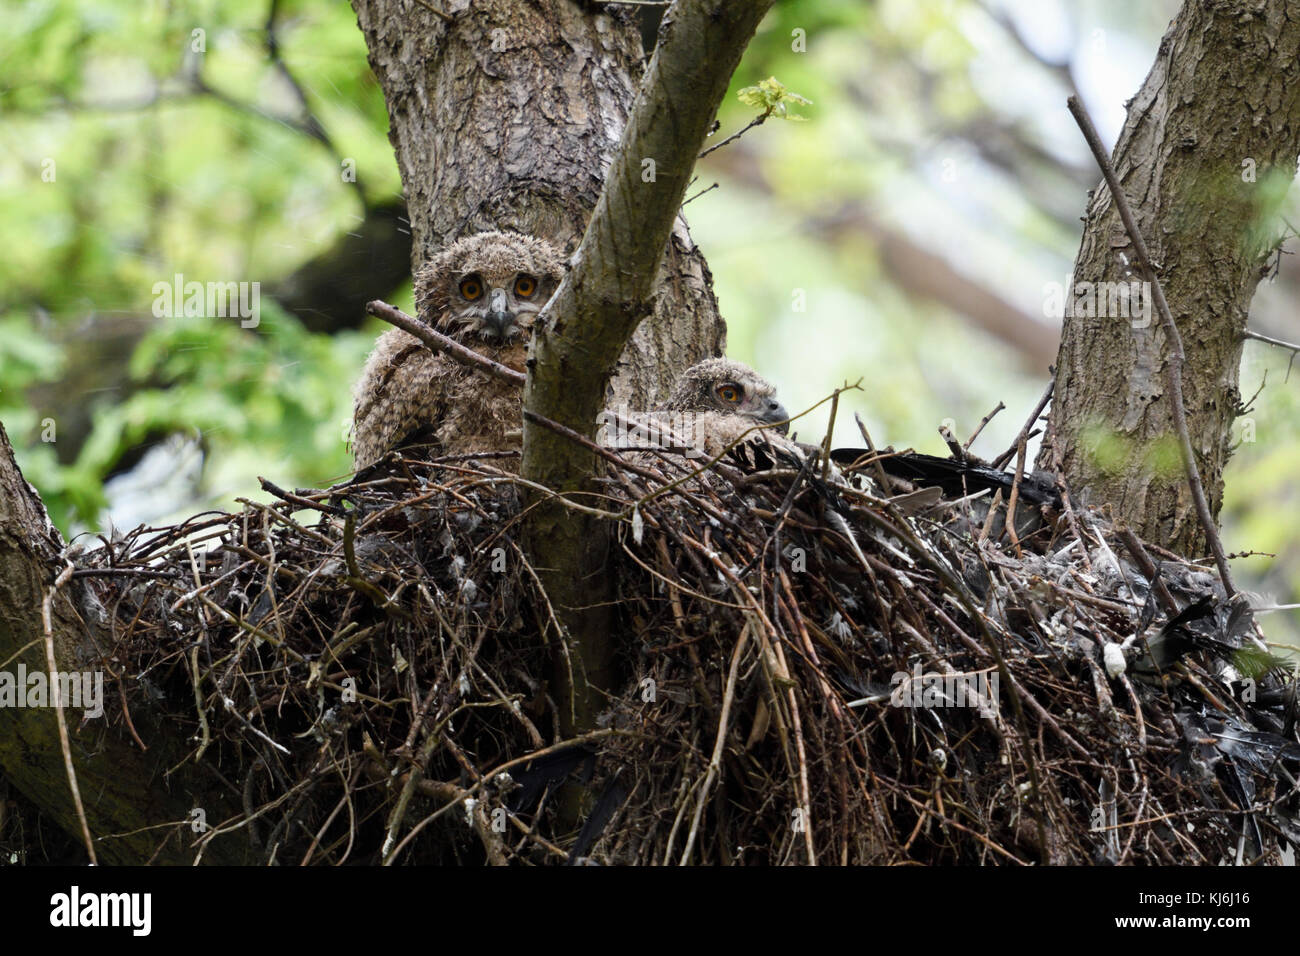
[760,399,790,435]
[485,287,513,340]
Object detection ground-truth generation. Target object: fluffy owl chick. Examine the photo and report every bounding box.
[351,231,563,470]
[658,358,793,460]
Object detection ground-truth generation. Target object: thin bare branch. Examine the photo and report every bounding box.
[1066,96,1236,601]
[365,300,526,387]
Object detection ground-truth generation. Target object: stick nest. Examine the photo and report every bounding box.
[66,442,1300,865]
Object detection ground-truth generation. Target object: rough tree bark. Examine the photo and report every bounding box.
[0,425,249,864]
[1039,0,1300,554]
[349,0,726,410]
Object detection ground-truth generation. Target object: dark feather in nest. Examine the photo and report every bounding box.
[64,444,1300,865]
[831,447,1063,509]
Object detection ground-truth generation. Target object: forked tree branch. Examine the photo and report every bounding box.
[519,0,776,736]
[524,0,777,478]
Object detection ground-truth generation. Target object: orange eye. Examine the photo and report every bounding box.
[717,384,741,404]
[514,275,537,297]
[459,277,483,300]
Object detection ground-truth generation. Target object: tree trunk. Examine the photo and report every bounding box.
[1039,0,1300,554]
[349,0,726,409]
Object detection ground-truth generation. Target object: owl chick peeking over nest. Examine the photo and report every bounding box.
[351,231,563,470]
[658,358,792,458]
[602,357,803,485]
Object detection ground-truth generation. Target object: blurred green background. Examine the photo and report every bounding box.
[2,0,1297,637]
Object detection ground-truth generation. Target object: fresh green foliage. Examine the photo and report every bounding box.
[737,76,812,121]
[0,0,395,529]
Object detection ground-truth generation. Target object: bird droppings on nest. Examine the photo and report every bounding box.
[66,432,1300,865]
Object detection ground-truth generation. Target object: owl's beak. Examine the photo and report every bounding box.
[757,399,790,435]
[484,287,514,341]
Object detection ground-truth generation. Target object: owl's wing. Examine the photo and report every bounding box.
[351,330,453,470]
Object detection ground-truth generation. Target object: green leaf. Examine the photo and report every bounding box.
[737,76,812,120]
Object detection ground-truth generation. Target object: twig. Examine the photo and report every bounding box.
[1243,328,1300,381]
[1117,528,1179,617]
[1243,328,1300,353]
[521,408,663,483]
[681,182,719,206]
[963,401,1005,451]
[820,389,840,483]
[258,477,345,515]
[1002,432,1028,557]
[1044,436,1092,574]
[938,422,965,461]
[699,112,769,159]
[992,372,1053,470]
[1067,96,1237,601]
[853,413,893,495]
[680,622,750,866]
[42,561,97,865]
[365,300,526,387]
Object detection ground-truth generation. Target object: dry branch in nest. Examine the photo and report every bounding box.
[58,414,1300,866]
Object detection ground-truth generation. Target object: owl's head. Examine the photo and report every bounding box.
[665,358,790,433]
[414,231,564,344]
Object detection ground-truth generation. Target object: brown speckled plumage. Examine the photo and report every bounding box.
[351,232,563,470]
